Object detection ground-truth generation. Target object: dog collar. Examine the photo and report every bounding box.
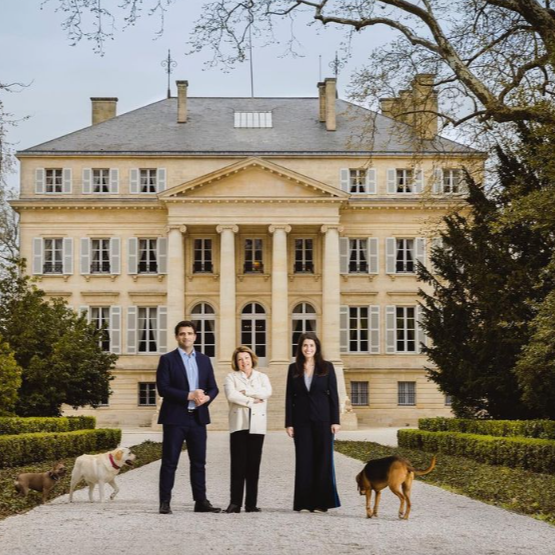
[108,454,121,470]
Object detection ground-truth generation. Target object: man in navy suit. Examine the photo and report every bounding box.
[157,320,221,514]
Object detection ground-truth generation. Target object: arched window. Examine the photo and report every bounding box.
[191,303,216,358]
[291,302,317,357]
[241,302,267,366]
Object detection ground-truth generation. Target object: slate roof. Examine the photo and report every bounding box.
[19,97,478,156]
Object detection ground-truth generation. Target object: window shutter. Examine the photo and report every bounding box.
[367,238,378,274]
[110,306,121,354]
[127,306,137,354]
[459,170,469,194]
[157,237,168,274]
[386,305,396,353]
[80,238,91,275]
[110,169,119,194]
[79,306,90,320]
[387,169,396,193]
[414,169,423,193]
[130,169,139,194]
[158,305,168,353]
[82,169,92,194]
[110,237,121,274]
[366,169,377,194]
[63,238,73,275]
[433,169,443,194]
[415,238,426,270]
[35,169,45,194]
[340,305,349,353]
[386,237,396,274]
[369,305,380,354]
[62,168,72,194]
[128,238,138,274]
[340,169,350,192]
[339,237,349,274]
[33,238,43,275]
[157,168,166,193]
[416,304,426,353]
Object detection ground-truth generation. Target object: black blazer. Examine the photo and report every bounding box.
[156,349,219,425]
[285,361,340,428]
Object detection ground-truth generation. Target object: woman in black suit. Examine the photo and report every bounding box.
[285,331,341,513]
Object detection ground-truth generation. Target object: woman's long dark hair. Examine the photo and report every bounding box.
[294,332,328,377]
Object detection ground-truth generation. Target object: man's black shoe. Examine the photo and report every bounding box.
[159,501,172,514]
[245,506,261,513]
[225,503,241,513]
[194,499,222,513]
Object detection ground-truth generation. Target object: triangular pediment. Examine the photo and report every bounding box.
[159,158,348,200]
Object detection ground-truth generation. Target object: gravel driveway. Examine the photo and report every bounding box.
[1,431,554,555]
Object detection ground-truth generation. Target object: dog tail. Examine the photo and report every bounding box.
[411,455,436,476]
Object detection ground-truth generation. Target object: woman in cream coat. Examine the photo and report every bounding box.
[224,345,272,513]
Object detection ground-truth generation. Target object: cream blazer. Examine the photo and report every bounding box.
[224,370,272,435]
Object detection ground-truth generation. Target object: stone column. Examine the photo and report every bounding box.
[217,225,239,365]
[166,225,186,336]
[269,224,291,364]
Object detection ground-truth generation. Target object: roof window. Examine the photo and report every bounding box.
[234,111,273,128]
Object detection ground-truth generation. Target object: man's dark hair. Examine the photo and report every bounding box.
[174,320,197,336]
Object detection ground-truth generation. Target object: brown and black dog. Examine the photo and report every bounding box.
[356,455,436,520]
[14,462,67,504]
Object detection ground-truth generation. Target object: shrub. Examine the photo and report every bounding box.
[0,416,95,436]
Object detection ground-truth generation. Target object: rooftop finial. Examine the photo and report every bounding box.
[329,51,344,79]
[161,49,178,99]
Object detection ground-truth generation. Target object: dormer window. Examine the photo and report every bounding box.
[234,111,273,128]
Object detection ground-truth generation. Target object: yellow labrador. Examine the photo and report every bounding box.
[69,447,136,503]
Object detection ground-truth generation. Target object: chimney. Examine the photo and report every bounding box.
[379,98,395,118]
[91,97,118,125]
[176,80,188,123]
[317,82,326,122]
[324,77,337,131]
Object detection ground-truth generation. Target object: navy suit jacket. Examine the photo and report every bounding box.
[285,361,340,428]
[156,349,219,426]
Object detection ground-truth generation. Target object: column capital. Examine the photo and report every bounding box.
[166,225,187,234]
[216,224,239,234]
[268,224,292,234]
[320,224,343,234]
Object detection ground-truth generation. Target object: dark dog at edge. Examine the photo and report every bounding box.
[14,462,67,504]
[356,455,436,520]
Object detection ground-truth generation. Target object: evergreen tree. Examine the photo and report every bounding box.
[0,336,22,415]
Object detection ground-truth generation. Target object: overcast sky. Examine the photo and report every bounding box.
[1,1,396,190]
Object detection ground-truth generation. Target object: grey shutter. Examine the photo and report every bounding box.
[63,238,73,275]
[128,238,138,274]
[367,238,378,274]
[340,237,349,274]
[366,168,377,194]
[340,305,349,353]
[127,306,137,354]
[386,305,396,354]
[433,169,443,194]
[62,168,72,194]
[80,238,91,275]
[157,237,168,274]
[157,168,166,193]
[158,305,168,353]
[369,305,380,354]
[386,237,396,274]
[415,238,426,270]
[110,306,121,354]
[416,305,426,353]
[110,169,119,194]
[340,169,350,192]
[110,237,121,274]
[387,169,396,193]
[79,306,89,320]
[82,169,92,194]
[35,168,45,194]
[33,238,43,275]
[130,169,139,194]
[414,169,423,193]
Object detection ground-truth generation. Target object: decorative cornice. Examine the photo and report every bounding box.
[216,224,239,234]
[268,224,292,234]
[320,225,344,234]
[166,225,187,234]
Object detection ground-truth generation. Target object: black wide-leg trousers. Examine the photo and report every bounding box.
[229,430,265,508]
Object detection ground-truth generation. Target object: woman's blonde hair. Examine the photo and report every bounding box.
[231,345,258,371]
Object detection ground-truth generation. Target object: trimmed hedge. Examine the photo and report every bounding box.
[398,429,555,474]
[0,416,96,436]
[418,417,555,439]
[0,428,121,468]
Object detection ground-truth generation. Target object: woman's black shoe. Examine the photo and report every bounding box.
[225,503,241,513]
[245,506,261,513]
